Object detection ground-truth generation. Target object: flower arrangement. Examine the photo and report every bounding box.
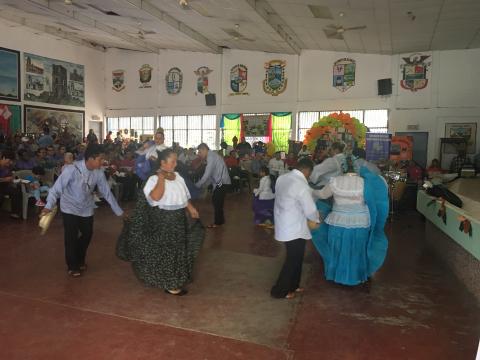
[303,112,367,151]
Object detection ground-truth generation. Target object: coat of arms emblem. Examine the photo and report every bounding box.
[333,58,355,92]
[194,66,213,95]
[138,64,153,88]
[166,67,183,95]
[400,53,431,92]
[112,69,125,92]
[263,60,287,96]
[229,64,248,96]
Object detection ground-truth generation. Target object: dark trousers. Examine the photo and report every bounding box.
[271,238,306,298]
[212,184,228,225]
[0,183,22,217]
[62,213,94,271]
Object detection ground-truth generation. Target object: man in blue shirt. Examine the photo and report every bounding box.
[41,144,124,277]
[195,143,231,228]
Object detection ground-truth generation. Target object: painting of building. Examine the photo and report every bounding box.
[24,53,85,107]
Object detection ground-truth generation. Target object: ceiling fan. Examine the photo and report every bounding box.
[221,24,255,43]
[323,24,366,40]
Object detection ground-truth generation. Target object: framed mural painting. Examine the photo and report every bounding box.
[24,53,85,107]
[0,47,21,102]
[24,105,84,142]
[444,122,477,154]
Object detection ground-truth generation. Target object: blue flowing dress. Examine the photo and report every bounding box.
[311,167,389,285]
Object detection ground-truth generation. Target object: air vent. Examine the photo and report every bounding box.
[308,5,333,19]
[88,4,120,16]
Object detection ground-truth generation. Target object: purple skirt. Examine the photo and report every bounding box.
[252,195,274,224]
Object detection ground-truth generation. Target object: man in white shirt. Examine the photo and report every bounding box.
[310,142,345,187]
[271,158,320,299]
[268,152,286,177]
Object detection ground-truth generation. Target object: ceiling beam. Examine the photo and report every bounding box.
[244,0,304,54]
[0,10,105,52]
[26,0,159,53]
[122,0,222,54]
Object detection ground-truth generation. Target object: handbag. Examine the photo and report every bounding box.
[38,206,58,235]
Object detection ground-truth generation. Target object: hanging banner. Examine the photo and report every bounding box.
[333,58,355,92]
[263,60,287,96]
[138,64,153,88]
[365,133,392,162]
[242,114,269,137]
[229,64,248,96]
[194,66,213,95]
[400,53,431,92]
[165,67,183,95]
[112,69,125,92]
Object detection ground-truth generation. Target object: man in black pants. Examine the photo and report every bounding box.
[271,158,320,299]
[41,144,125,277]
[195,143,231,228]
[0,150,22,219]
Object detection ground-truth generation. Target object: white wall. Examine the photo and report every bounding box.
[390,49,480,164]
[0,22,105,135]
[104,46,480,161]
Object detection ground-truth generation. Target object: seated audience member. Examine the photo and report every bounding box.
[297,144,311,159]
[62,152,74,172]
[285,153,298,170]
[25,166,50,207]
[252,166,275,227]
[251,152,265,177]
[450,148,472,174]
[15,149,37,170]
[44,146,57,169]
[253,141,266,155]
[268,152,286,177]
[239,153,252,173]
[74,143,86,161]
[407,160,423,183]
[0,150,22,218]
[35,148,48,169]
[225,150,239,168]
[105,131,113,144]
[427,158,443,178]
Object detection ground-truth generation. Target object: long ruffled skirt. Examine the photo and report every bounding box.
[117,193,204,289]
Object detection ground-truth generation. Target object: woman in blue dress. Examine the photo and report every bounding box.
[311,156,389,286]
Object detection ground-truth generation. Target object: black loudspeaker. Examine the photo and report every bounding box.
[205,93,216,106]
[378,78,392,95]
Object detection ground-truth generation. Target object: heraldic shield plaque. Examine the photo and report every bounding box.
[263,60,287,96]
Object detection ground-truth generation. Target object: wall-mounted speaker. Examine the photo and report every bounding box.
[378,78,392,96]
[205,93,216,106]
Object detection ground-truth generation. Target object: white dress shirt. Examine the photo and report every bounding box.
[310,153,345,186]
[253,175,275,200]
[144,172,191,210]
[274,169,320,242]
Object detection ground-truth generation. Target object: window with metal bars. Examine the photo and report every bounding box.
[296,110,389,141]
[106,116,155,139]
[159,114,216,149]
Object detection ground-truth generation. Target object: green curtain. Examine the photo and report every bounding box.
[271,112,291,152]
[221,114,241,145]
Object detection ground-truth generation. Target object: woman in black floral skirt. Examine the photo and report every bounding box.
[117,149,204,296]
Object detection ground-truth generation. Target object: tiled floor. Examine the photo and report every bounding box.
[0,191,478,359]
